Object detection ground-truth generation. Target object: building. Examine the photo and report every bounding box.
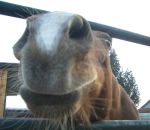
[139,100,150,120]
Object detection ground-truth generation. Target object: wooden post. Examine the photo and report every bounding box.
[0,70,7,117]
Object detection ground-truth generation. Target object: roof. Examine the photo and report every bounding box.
[139,108,150,113]
[140,100,150,109]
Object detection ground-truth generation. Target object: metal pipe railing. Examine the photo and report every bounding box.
[0,1,150,46]
[0,1,46,18]
[0,118,150,130]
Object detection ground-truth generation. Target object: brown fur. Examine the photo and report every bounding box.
[73,31,139,123]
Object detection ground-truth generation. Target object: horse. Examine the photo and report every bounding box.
[13,11,139,127]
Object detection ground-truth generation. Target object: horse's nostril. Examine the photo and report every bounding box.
[69,17,89,39]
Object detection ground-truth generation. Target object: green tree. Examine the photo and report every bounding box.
[110,49,140,106]
[110,49,120,77]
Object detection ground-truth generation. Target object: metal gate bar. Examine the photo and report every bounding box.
[0,118,150,130]
[0,1,150,46]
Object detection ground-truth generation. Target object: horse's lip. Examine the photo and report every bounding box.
[20,87,80,106]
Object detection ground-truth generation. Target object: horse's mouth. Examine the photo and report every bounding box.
[20,87,80,106]
[20,87,81,119]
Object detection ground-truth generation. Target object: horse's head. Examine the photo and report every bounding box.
[13,12,137,124]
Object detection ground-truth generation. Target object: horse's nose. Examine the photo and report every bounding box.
[25,12,92,58]
[68,15,91,39]
[13,12,93,61]
[18,12,93,95]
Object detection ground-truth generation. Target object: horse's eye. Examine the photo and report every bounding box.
[104,39,112,50]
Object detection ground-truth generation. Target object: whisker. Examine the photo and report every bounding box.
[90,97,107,101]
[15,12,26,19]
[86,103,105,112]
[70,112,75,130]
[90,105,99,119]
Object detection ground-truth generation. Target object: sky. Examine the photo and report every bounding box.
[0,0,150,108]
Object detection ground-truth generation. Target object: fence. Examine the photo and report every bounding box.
[0,1,150,130]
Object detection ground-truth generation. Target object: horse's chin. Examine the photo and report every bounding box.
[20,87,82,120]
[27,104,81,121]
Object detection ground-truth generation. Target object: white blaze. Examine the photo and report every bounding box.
[31,12,75,56]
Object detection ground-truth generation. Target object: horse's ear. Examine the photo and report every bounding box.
[13,28,29,60]
[93,31,112,50]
